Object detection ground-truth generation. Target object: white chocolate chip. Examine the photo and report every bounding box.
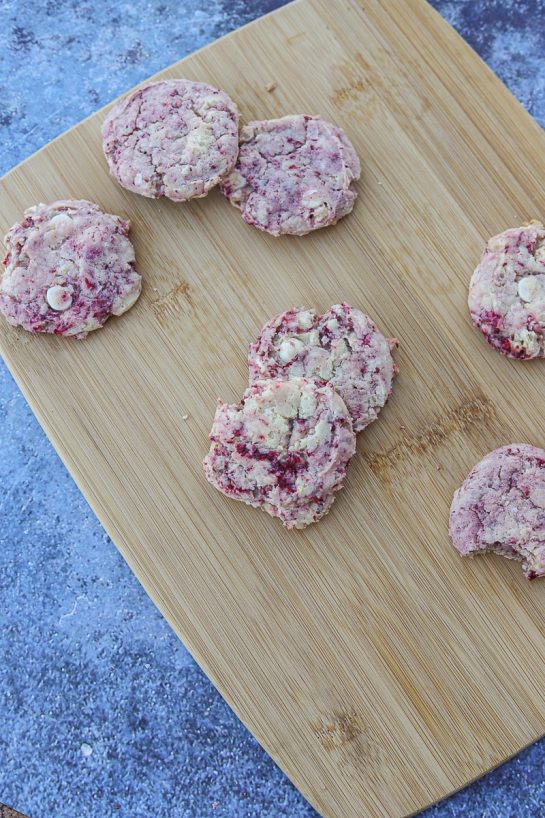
[312,204,329,223]
[297,310,314,329]
[518,276,545,303]
[278,337,305,362]
[49,213,73,228]
[134,173,143,186]
[45,212,75,246]
[334,338,349,355]
[46,285,72,311]
[326,318,339,331]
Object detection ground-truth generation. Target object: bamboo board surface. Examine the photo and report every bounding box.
[2,1,545,816]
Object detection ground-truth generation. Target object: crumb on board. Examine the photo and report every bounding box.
[436,464,442,471]
[265,80,277,92]
[399,424,406,431]
[182,414,189,421]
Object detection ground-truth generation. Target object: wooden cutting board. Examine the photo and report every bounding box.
[2,0,545,815]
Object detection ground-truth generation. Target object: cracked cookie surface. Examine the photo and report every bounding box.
[102,79,239,201]
[449,443,545,579]
[248,304,397,432]
[220,114,360,236]
[1,200,141,339]
[203,377,356,528]
[468,221,545,359]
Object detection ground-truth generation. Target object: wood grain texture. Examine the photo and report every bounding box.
[1,1,545,816]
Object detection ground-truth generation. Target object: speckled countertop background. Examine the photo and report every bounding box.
[1,1,545,817]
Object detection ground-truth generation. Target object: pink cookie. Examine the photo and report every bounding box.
[220,114,360,236]
[102,79,239,201]
[468,221,545,359]
[203,377,356,528]
[248,304,397,432]
[449,444,545,579]
[0,200,141,339]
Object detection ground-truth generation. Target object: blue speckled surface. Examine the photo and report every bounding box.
[1,1,545,816]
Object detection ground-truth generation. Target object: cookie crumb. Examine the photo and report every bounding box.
[265,80,277,92]
[436,464,441,471]
[182,414,189,421]
[399,424,406,431]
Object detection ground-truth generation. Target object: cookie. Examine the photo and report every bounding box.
[220,114,360,236]
[248,304,396,432]
[102,79,239,201]
[468,221,545,359]
[0,200,141,339]
[203,377,356,528]
[449,444,545,579]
